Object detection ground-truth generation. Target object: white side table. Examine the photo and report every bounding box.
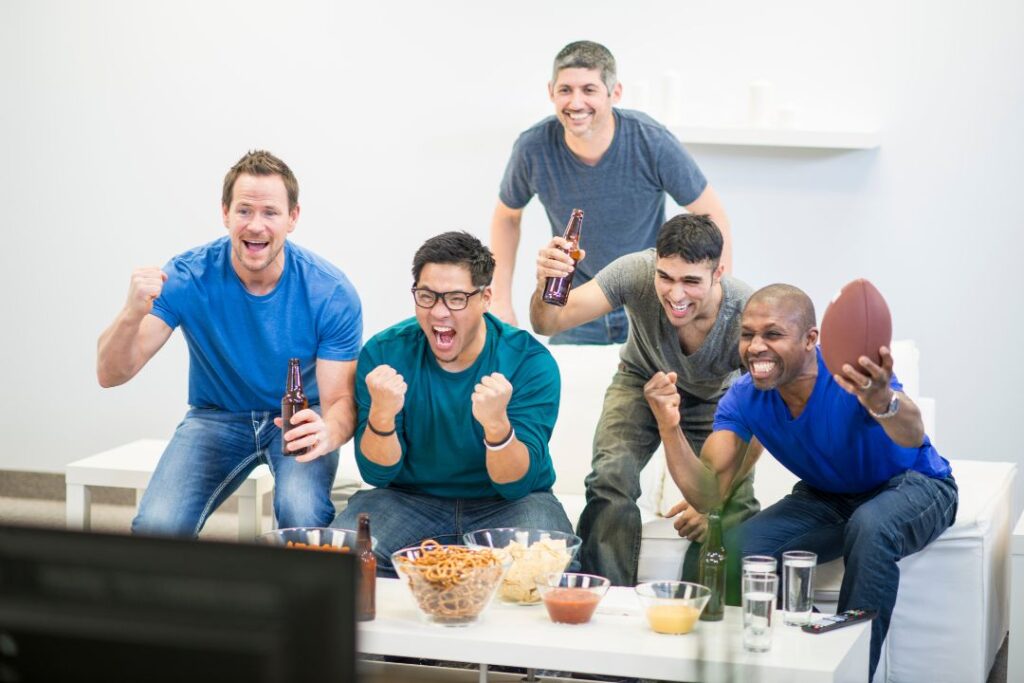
[1009,511,1024,682]
[65,439,274,540]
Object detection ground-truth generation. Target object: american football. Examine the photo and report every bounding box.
[820,279,892,378]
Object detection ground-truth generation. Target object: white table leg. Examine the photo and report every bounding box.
[478,663,487,683]
[237,491,258,540]
[65,483,91,531]
[1009,546,1024,683]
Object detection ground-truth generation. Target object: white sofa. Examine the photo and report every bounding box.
[334,339,1014,682]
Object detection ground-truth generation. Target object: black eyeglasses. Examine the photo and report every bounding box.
[411,286,484,311]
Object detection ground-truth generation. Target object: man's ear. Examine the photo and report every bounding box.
[806,327,820,349]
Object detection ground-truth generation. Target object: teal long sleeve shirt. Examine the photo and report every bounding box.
[354,313,560,500]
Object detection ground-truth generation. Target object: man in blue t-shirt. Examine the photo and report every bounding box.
[332,232,574,575]
[652,284,956,679]
[490,40,731,344]
[97,150,363,537]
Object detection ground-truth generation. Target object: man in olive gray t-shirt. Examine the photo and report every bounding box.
[530,215,757,586]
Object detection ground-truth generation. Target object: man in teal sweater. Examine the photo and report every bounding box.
[332,232,575,574]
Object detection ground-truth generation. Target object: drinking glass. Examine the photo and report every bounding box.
[742,573,778,652]
[782,550,817,626]
[742,554,777,576]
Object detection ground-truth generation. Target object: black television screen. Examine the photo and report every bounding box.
[0,524,357,683]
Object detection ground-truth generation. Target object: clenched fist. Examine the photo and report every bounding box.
[665,499,708,542]
[471,372,513,433]
[126,267,167,319]
[535,236,587,285]
[644,371,681,429]
[365,364,407,428]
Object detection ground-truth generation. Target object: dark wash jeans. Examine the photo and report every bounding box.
[332,488,577,577]
[132,406,340,537]
[576,370,760,586]
[728,470,958,679]
[549,306,629,345]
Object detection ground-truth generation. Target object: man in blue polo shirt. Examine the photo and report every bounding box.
[647,283,956,679]
[97,150,362,536]
[333,232,574,574]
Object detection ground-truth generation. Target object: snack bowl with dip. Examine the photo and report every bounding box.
[392,540,509,626]
[463,527,581,605]
[258,527,376,552]
[535,572,610,625]
[635,581,711,634]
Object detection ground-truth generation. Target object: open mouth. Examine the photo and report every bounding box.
[564,110,593,123]
[666,300,692,318]
[748,359,778,380]
[242,239,269,254]
[433,326,456,350]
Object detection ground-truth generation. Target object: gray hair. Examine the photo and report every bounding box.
[552,41,617,94]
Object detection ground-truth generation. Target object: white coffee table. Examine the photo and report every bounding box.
[360,579,869,682]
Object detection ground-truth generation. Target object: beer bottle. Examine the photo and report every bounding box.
[542,208,584,306]
[698,508,726,622]
[281,358,310,457]
[356,513,376,621]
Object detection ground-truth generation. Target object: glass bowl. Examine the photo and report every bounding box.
[534,572,610,624]
[257,526,376,553]
[391,541,509,626]
[463,528,581,605]
[635,581,711,634]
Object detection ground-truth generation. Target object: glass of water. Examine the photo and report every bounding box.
[782,550,817,626]
[742,554,777,576]
[742,572,778,652]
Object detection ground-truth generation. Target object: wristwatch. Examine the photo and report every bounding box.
[868,393,900,420]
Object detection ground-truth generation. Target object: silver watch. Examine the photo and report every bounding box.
[868,393,900,420]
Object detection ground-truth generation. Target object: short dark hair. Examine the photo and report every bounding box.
[412,232,496,288]
[553,40,617,94]
[747,283,818,332]
[222,150,299,211]
[655,214,724,267]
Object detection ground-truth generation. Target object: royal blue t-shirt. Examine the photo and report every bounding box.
[151,237,362,411]
[714,348,951,494]
[353,314,559,501]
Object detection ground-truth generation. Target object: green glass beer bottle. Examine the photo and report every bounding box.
[698,508,726,622]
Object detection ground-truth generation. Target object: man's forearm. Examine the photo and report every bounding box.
[490,213,521,307]
[528,284,563,336]
[96,310,145,387]
[661,425,723,513]
[321,396,356,452]
[358,408,402,466]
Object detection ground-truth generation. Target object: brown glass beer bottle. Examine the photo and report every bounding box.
[542,208,584,306]
[281,358,310,457]
[357,513,376,621]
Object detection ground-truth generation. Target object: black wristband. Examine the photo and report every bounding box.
[483,425,515,450]
[367,420,397,437]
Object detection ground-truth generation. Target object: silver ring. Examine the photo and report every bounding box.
[862,379,873,390]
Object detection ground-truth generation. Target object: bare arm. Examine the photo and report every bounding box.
[528,237,613,336]
[96,267,174,387]
[359,365,406,467]
[834,347,925,448]
[489,200,524,326]
[686,184,732,274]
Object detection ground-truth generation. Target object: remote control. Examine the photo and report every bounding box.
[802,609,878,634]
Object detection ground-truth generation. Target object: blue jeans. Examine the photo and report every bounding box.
[727,470,958,679]
[332,488,577,577]
[549,306,628,345]
[132,407,339,537]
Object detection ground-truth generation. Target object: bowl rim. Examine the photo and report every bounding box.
[461,527,583,548]
[257,526,378,549]
[634,580,712,599]
[535,571,611,591]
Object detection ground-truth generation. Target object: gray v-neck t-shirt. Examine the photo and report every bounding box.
[594,249,752,402]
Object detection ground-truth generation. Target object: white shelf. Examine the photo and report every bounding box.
[672,125,880,150]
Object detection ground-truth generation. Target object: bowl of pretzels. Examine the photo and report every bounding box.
[392,539,510,626]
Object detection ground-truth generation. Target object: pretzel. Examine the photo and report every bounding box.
[396,541,504,622]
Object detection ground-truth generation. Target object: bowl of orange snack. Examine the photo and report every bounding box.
[258,527,376,552]
[392,540,510,626]
[635,581,712,634]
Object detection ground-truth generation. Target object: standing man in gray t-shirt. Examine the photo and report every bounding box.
[491,40,732,345]
[531,214,758,586]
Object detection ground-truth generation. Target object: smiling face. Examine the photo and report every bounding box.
[548,67,621,142]
[653,256,724,329]
[739,299,819,391]
[222,173,298,291]
[414,263,491,372]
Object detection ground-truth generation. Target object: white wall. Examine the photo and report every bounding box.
[1,1,1021,505]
